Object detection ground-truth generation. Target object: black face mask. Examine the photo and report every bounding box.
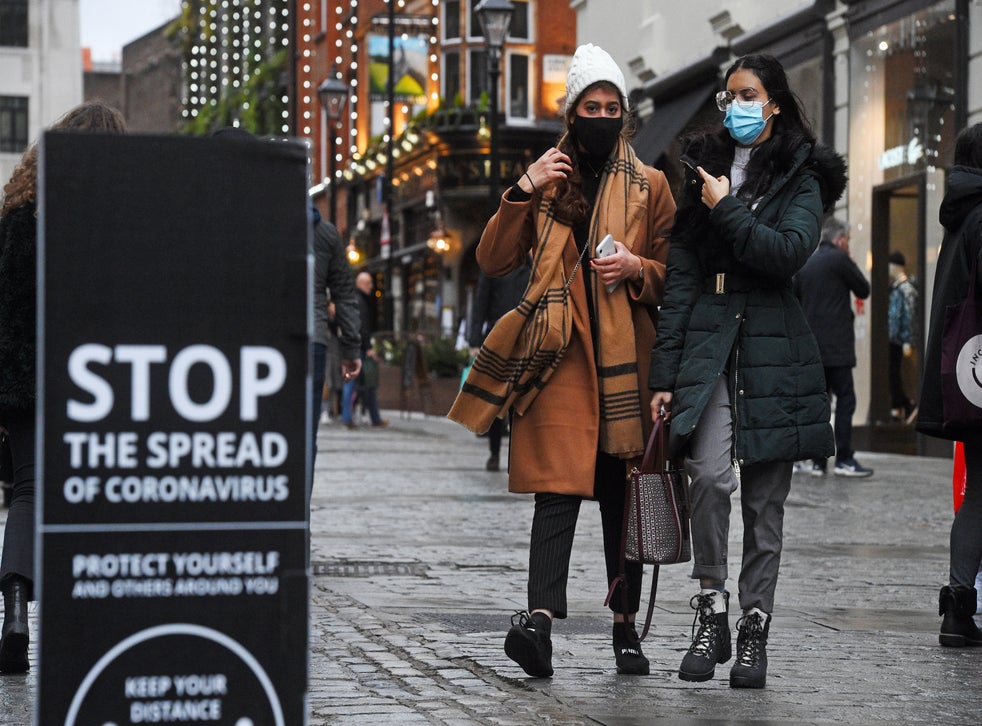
[572,116,622,160]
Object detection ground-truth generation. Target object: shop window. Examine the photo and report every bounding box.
[0,96,28,153]
[443,51,461,106]
[849,0,957,185]
[0,0,28,48]
[507,53,530,120]
[444,0,461,41]
[847,0,956,435]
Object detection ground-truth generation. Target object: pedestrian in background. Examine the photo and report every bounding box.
[311,208,361,488]
[467,261,531,471]
[0,101,126,673]
[888,250,918,422]
[916,122,982,647]
[794,217,873,478]
[449,43,675,678]
[343,271,387,429]
[320,298,345,423]
[649,53,843,688]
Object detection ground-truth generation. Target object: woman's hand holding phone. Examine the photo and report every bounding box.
[592,234,641,292]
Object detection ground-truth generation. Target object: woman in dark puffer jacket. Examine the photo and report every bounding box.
[649,54,844,689]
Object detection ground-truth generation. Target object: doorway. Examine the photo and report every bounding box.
[868,175,924,453]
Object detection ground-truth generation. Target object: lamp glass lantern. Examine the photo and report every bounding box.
[476,0,514,205]
[317,73,349,122]
[318,70,349,224]
[476,0,515,55]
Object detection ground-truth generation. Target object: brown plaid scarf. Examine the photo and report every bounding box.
[448,138,651,457]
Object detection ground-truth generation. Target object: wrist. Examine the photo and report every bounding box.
[635,255,644,281]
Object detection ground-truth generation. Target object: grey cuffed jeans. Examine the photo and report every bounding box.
[684,376,792,613]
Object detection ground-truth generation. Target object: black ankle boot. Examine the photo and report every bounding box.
[729,609,770,689]
[0,575,30,674]
[679,591,730,682]
[504,611,553,677]
[612,621,649,675]
[939,585,982,647]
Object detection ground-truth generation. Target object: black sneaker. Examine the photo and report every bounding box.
[729,610,770,688]
[504,611,553,677]
[612,621,649,675]
[679,591,731,682]
[485,455,500,472]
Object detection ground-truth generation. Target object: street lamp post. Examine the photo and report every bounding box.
[476,0,515,207]
[317,69,349,225]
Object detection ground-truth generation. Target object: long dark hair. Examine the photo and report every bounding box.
[719,54,815,204]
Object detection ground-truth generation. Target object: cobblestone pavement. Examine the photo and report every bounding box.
[308,413,982,725]
[3,412,982,724]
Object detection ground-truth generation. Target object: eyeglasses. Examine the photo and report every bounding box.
[715,90,772,112]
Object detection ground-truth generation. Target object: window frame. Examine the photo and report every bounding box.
[0,95,29,154]
[504,50,534,124]
[0,0,28,48]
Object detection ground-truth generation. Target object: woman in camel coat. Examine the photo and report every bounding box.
[449,44,675,678]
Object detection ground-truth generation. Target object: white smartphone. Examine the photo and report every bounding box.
[595,234,618,293]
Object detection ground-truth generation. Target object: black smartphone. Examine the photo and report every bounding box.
[680,155,702,189]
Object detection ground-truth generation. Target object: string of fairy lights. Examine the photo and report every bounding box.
[179,1,445,185]
[180,0,292,132]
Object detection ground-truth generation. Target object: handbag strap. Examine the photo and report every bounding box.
[639,411,668,474]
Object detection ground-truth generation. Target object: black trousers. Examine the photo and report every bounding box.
[0,408,35,598]
[952,435,982,589]
[889,342,913,412]
[488,417,503,458]
[817,365,857,463]
[526,450,642,619]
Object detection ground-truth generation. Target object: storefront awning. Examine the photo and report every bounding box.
[630,82,715,165]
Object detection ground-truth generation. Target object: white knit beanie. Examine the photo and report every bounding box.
[564,43,628,114]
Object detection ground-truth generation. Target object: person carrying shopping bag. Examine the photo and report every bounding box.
[915,122,982,648]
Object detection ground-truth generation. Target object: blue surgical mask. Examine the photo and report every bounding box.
[724,101,773,145]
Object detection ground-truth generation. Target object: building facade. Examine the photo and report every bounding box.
[573,0,977,454]
[303,0,577,344]
[0,0,83,183]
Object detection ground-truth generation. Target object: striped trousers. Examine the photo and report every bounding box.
[526,450,642,619]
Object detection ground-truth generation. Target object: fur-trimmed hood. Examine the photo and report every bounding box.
[803,142,848,212]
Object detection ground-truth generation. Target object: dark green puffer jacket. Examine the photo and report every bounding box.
[649,138,845,465]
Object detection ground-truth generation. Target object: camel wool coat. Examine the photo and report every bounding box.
[477,169,674,497]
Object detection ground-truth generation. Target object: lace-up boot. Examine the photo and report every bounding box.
[612,621,649,675]
[939,585,982,647]
[729,608,770,688]
[679,590,730,682]
[504,611,553,677]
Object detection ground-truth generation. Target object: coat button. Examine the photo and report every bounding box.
[735,313,741,319]
[739,389,744,395]
[739,459,745,465]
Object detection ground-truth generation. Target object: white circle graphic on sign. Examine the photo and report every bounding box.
[956,334,982,408]
[65,623,284,726]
